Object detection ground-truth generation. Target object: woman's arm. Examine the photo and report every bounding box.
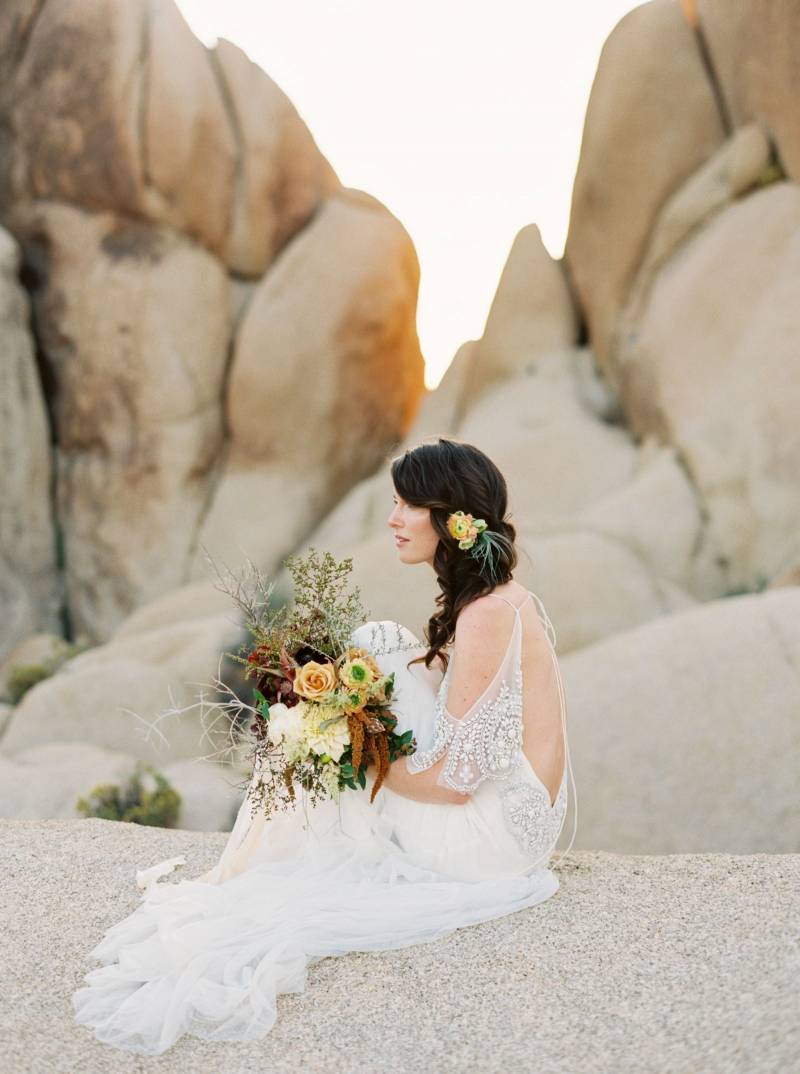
[381,750,470,805]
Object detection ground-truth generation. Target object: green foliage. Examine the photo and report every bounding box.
[721,573,771,598]
[222,546,371,681]
[6,639,87,704]
[76,764,182,828]
[7,663,53,705]
[753,159,785,189]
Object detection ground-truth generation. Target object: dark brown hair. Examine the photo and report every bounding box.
[389,436,518,675]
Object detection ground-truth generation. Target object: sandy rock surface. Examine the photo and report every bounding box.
[2,818,797,1074]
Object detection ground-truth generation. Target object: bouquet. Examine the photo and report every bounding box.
[199,546,417,821]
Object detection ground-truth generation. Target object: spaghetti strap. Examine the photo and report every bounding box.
[526,589,578,867]
[485,590,534,614]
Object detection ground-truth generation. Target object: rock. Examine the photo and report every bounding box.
[457,369,640,524]
[770,565,800,589]
[0,743,138,819]
[563,0,725,370]
[563,587,800,853]
[161,759,243,831]
[518,531,696,654]
[0,227,60,660]
[211,37,340,275]
[111,579,240,639]
[0,0,145,216]
[614,182,800,590]
[2,656,222,765]
[60,612,244,686]
[0,739,243,831]
[0,0,337,275]
[2,818,797,1072]
[463,223,579,407]
[406,340,478,439]
[192,190,425,576]
[617,122,773,349]
[139,0,237,256]
[698,0,800,181]
[11,200,230,641]
[576,439,722,599]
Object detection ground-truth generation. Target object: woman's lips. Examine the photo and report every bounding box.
[394,536,408,545]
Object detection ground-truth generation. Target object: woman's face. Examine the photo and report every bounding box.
[388,488,440,567]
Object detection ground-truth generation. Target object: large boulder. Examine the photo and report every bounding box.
[192,190,425,576]
[10,201,230,641]
[576,438,724,600]
[564,587,800,853]
[0,227,60,659]
[563,0,725,370]
[457,370,639,525]
[1,613,243,763]
[0,0,337,275]
[614,181,800,589]
[518,530,697,654]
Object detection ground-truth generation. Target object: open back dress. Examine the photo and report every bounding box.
[72,589,578,1055]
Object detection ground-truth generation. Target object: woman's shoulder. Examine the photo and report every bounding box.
[455,582,529,625]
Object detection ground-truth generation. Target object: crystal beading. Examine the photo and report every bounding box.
[499,773,567,860]
[434,661,525,793]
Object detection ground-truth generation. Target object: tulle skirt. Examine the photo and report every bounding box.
[72,777,559,1055]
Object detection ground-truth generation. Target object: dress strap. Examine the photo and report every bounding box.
[528,591,577,867]
[485,591,534,615]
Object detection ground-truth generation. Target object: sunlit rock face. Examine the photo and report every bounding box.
[0,0,425,647]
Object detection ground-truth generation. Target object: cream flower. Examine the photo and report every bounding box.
[267,701,305,748]
[305,705,350,762]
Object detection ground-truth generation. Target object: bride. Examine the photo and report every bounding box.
[72,437,578,1055]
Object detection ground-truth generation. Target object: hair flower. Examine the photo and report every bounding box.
[446,509,504,583]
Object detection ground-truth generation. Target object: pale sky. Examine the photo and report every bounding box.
[177,0,641,388]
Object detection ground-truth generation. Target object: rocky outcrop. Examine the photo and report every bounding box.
[0,745,241,830]
[614,180,800,590]
[0,0,338,275]
[3,818,796,1072]
[0,0,425,648]
[192,189,423,581]
[561,0,799,595]
[15,201,231,641]
[562,586,800,854]
[563,0,725,370]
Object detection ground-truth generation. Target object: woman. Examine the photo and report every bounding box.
[72,437,577,1055]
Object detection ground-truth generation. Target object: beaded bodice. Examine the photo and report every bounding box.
[405,589,574,866]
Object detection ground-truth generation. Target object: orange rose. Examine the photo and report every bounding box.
[293,660,337,700]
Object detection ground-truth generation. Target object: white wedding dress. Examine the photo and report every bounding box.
[72,590,577,1055]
